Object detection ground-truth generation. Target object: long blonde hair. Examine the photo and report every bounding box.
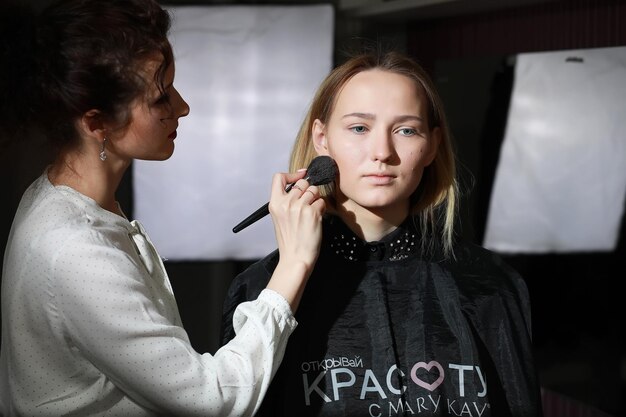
[289,51,458,257]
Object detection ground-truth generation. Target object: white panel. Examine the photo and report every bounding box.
[484,46,626,253]
[133,5,334,260]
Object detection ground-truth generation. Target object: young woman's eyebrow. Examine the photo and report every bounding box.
[342,113,424,124]
[394,115,424,124]
[342,112,375,120]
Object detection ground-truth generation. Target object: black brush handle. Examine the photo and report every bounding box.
[232,156,337,233]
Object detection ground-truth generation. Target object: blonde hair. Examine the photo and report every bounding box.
[289,51,458,257]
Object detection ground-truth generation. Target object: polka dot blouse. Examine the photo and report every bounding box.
[0,172,297,416]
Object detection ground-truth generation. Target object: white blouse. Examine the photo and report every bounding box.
[0,172,297,416]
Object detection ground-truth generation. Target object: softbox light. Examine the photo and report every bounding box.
[484,46,626,253]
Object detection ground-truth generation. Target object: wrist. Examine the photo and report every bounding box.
[266,259,313,313]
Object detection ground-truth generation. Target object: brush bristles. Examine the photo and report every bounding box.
[306,156,338,186]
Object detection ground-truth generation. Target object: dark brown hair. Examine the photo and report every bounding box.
[1,0,172,152]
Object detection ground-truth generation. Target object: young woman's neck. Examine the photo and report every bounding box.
[48,149,130,215]
[334,203,409,242]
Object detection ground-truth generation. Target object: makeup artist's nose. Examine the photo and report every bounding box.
[172,87,190,118]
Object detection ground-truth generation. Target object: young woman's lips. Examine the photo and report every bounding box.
[365,174,394,185]
[168,130,177,139]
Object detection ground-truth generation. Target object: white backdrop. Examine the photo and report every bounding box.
[133,5,334,260]
[484,46,626,253]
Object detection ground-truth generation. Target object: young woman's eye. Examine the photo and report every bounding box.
[397,127,417,137]
[350,125,368,134]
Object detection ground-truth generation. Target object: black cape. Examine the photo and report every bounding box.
[221,216,543,417]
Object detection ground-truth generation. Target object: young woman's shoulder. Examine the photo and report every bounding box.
[219,249,280,344]
[227,249,280,300]
[445,240,528,298]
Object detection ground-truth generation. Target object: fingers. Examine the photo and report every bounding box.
[269,173,323,217]
[281,169,307,189]
[290,183,320,202]
[271,171,310,199]
[288,178,319,198]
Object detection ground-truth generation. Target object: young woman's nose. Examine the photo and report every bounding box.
[370,130,393,162]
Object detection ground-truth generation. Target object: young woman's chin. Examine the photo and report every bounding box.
[340,197,409,217]
[341,189,412,211]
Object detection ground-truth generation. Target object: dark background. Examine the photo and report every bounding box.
[1,0,624,415]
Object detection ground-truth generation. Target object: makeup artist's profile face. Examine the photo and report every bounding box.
[110,58,190,162]
[313,69,439,219]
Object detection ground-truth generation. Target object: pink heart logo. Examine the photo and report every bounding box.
[410,361,445,391]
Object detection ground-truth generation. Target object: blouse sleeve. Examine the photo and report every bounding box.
[49,227,297,417]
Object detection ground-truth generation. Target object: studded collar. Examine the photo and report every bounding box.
[324,215,420,262]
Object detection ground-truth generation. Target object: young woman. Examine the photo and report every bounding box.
[0,0,324,415]
[221,51,544,416]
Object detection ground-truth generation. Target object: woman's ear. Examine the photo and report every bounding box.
[425,126,441,166]
[77,109,106,140]
[312,119,329,155]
